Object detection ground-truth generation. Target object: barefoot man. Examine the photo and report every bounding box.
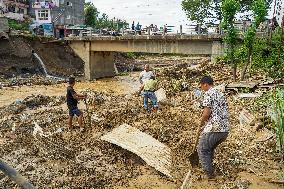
[67,77,86,131]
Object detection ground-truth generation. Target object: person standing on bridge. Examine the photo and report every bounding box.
[132,21,135,31]
[197,76,229,179]
[138,64,155,95]
[67,77,87,132]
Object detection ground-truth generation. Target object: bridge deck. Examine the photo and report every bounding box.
[66,34,223,41]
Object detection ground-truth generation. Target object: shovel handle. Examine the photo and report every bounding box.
[0,160,36,189]
[191,124,202,154]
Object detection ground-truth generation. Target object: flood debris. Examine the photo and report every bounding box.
[101,124,172,178]
[239,109,255,127]
[237,93,262,98]
[0,56,283,188]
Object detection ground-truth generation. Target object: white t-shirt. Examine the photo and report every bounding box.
[139,70,154,84]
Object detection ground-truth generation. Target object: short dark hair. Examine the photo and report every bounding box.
[69,77,75,84]
[200,76,214,85]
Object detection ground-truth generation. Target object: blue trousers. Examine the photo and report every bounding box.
[143,91,158,110]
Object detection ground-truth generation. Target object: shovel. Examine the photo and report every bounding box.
[84,98,91,128]
[180,125,202,189]
[188,126,201,166]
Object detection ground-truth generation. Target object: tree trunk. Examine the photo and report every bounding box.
[241,47,252,81]
[229,48,237,81]
[232,63,237,81]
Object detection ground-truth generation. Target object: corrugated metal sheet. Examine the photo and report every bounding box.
[101,124,172,178]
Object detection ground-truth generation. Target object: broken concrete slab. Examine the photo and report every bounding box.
[101,124,172,178]
[226,82,258,90]
[237,93,262,98]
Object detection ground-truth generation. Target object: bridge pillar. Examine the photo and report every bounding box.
[211,41,224,63]
[86,51,115,80]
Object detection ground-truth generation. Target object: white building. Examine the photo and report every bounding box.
[274,0,284,26]
[31,0,60,24]
[0,0,29,20]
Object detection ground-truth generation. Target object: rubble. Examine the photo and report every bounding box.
[0,74,67,87]
[0,56,283,188]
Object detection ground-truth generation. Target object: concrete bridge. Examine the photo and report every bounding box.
[66,35,224,80]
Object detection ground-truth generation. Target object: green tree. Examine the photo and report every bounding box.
[84,2,99,27]
[84,3,128,30]
[240,0,267,80]
[221,0,240,80]
[182,0,273,25]
[182,0,212,25]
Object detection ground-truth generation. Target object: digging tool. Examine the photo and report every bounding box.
[180,124,202,189]
[84,98,91,128]
[0,159,36,189]
[188,124,202,166]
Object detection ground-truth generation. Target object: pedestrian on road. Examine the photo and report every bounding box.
[197,76,229,179]
[132,21,135,31]
[142,75,158,112]
[138,64,154,95]
[136,22,142,35]
[67,77,87,132]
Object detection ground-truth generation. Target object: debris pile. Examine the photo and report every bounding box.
[0,75,67,88]
[0,57,283,188]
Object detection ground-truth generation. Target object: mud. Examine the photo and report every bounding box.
[0,36,84,78]
[0,56,283,189]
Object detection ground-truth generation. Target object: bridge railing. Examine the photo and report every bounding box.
[76,21,272,38]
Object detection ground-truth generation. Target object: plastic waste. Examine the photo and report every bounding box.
[155,88,167,102]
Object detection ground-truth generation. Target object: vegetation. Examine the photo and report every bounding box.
[181,0,213,25]
[84,2,99,27]
[181,0,273,25]
[8,19,29,31]
[248,28,284,78]
[221,0,240,81]
[273,89,284,159]
[251,88,284,160]
[240,0,267,80]
[84,2,129,30]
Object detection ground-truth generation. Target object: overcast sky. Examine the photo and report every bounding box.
[87,0,276,31]
[87,0,189,31]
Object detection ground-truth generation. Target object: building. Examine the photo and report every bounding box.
[0,0,29,20]
[29,0,84,37]
[274,0,283,26]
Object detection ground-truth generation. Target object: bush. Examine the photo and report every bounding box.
[8,19,29,31]
[272,89,284,159]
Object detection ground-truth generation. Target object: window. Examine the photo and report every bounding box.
[38,10,49,20]
[18,8,24,14]
[66,2,72,6]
